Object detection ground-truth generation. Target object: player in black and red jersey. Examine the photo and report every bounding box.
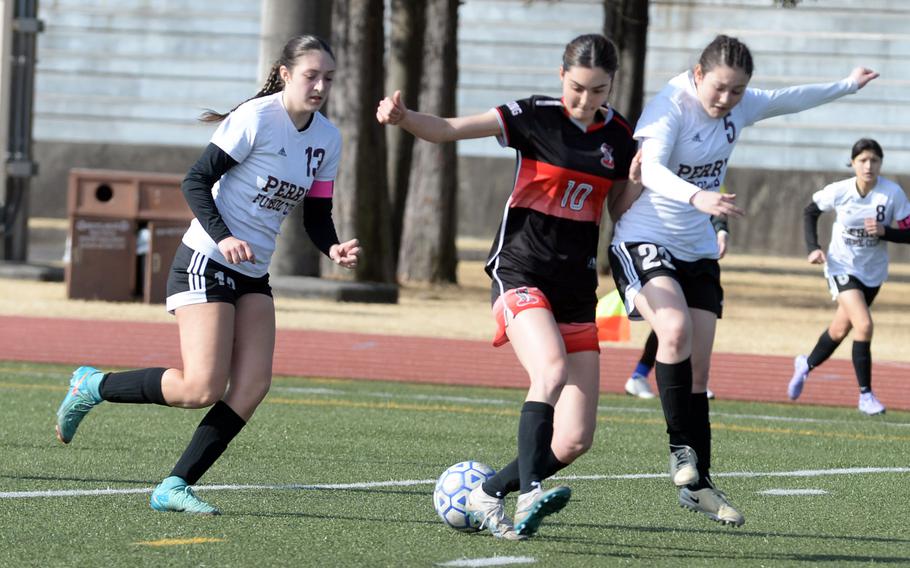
[377,34,638,539]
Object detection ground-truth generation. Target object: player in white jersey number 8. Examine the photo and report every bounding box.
[609,34,877,527]
[789,138,910,416]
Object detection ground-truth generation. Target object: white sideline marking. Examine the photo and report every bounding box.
[2,467,907,500]
[437,557,536,567]
[274,386,514,406]
[760,489,829,496]
[271,385,910,428]
[554,466,910,482]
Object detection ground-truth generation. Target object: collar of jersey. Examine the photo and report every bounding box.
[560,98,611,133]
[277,92,316,133]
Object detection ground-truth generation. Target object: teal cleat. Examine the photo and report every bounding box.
[55,366,105,444]
[151,476,220,515]
[514,485,572,537]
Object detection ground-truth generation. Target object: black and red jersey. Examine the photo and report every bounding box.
[486,95,635,290]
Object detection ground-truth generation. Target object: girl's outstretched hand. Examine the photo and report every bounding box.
[376,90,407,125]
[330,238,361,269]
[850,67,879,89]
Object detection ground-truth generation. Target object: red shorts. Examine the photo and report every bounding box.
[492,287,599,354]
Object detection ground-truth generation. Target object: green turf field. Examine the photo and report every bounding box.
[2,361,909,567]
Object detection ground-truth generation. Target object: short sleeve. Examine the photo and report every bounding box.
[494,98,534,150]
[210,103,257,163]
[892,184,910,223]
[812,183,839,212]
[314,130,342,181]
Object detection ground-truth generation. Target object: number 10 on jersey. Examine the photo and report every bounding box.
[560,180,594,211]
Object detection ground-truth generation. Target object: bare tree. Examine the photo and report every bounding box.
[600,0,649,274]
[603,0,649,125]
[328,0,395,282]
[260,0,331,276]
[396,0,459,284]
[386,0,425,261]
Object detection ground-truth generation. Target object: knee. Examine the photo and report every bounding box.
[552,431,594,464]
[828,322,850,342]
[181,379,227,408]
[529,360,568,395]
[655,319,690,355]
[225,376,273,415]
[186,389,224,409]
[854,319,873,340]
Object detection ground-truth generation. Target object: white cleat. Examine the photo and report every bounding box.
[625,374,656,399]
[465,486,525,541]
[679,480,745,527]
[788,355,809,400]
[858,392,885,416]
[669,446,699,487]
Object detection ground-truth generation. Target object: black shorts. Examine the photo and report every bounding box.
[489,267,597,324]
[827,274,880,306]
[165,244,272,313]
[608,241,723,320]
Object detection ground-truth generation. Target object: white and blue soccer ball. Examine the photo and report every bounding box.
[433,460,496,531]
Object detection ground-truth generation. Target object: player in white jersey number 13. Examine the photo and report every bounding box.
[789,139,910,416]
[54,35,360,515]
[608,34,877,527]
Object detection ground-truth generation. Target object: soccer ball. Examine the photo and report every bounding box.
[433,460,496,531]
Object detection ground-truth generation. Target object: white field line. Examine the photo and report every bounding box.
[269,386,910,429]
[437,557,536,567]
[2,467,907,500]
[760,489,829,496]
[4,367,908,428]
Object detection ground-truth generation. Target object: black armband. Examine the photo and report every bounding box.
[710,215,729,235]
[880,226,910,244]
[803,201,823,254]
[181,143,237,243]
[302,196,340,256]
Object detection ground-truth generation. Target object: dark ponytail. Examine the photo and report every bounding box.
[698,34,754,77]
[562,33,619,77]
[200,34,334,123]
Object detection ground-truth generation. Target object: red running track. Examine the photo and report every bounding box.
[1,315,907,411]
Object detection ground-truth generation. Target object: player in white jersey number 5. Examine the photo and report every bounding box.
[608,34,877,527]
[54,35,360,515]
[788,139,910,416]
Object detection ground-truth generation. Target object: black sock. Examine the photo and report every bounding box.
[852,340,872,393]
[99,368,168,405]
[170,401,246,485]
[640,330,659,368]
[689,392,711,481]
[516,401,555,494]
[807,331,841,370]
[655,359,693,449]
[482,450,569,498]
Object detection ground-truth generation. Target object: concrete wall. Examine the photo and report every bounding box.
[27,0,910,264]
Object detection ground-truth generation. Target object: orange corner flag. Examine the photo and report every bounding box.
[596,289,630,342]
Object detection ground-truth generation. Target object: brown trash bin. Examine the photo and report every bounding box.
[66,169,194,303]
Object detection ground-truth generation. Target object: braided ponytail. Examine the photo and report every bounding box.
[199,34,334,123]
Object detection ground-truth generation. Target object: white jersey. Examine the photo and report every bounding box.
[182,92,342,277]
[614,71,858,261]
[814,176,910,287]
